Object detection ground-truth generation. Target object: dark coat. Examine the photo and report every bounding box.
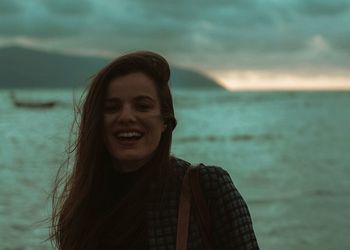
[147,157,259,249]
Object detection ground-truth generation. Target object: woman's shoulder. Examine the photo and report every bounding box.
[171,156,233,187]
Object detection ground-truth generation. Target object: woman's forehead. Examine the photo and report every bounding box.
[106,72,159,100]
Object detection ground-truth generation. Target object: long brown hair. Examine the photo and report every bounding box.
[50,51,177,249]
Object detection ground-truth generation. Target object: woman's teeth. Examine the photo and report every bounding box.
[116,132,143,139]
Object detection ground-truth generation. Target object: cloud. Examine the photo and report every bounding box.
[297,0,350,16]
[40,0,92,16]
[0,0,21,15]
[0,0,93,37]
[0,0,349,73]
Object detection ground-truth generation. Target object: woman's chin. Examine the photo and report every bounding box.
[112,154,152,173]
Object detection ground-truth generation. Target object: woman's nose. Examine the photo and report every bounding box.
[117,105,137,123]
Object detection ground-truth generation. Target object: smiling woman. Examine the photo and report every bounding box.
[103,72,167,173]
[50,51,259,250]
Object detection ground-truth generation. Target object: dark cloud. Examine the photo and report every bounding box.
[297,0,350,16]
[0,0,22,15]
[328,33,350,51]
[0,0,349,72]
[40,0,92,16]
[0,17,84,38]
[0,0,90,37]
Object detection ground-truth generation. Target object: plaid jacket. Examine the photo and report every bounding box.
[147,157,259,249]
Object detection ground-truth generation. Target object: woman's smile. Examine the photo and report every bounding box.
[114,129,144,140]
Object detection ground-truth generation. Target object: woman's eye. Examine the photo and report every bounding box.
[136,103,152,111]
[104,105,119,113]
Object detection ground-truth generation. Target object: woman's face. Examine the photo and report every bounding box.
[103,72,166,172]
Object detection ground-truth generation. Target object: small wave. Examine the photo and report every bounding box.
[307,189,340,197]
[231,134,254,141]
[175,136,201,143]
[175,135,225,143]
[231,133,282,142]
[175,133,282,143]
[248,195,295,205]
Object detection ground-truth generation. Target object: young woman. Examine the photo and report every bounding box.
[50,51,259,249]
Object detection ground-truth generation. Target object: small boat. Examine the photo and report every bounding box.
[13,100,57,108]
[10,91,57,108]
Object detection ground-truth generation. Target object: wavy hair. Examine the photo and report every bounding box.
[50,51,177,249]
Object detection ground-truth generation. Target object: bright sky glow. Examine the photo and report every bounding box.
[207,70,350,91]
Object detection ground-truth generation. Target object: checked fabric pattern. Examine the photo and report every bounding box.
[146,157,259,250]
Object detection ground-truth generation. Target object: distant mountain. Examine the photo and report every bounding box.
[0,46,223,89]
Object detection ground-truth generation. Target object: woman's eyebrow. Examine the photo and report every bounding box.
[133,95,156,102]
[104,97,120,103]
[104,96,155,103]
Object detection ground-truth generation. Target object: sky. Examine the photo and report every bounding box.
[1,0,350,90]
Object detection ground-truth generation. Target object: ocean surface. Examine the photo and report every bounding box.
[0,88,349,249]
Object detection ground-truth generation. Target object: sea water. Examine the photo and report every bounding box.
[0,88,349,249]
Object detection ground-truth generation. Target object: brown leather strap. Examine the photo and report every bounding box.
[189,164,214,250]
[176,167,192,250]
[176,165,214,250]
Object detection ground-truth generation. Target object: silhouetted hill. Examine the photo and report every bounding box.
[0,46,223,89]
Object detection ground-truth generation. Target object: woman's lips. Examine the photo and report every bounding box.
[113,130,144,146]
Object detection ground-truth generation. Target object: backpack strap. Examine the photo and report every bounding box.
[176,165,192,250]
[176,164,214,250]
[189,164,214,250]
